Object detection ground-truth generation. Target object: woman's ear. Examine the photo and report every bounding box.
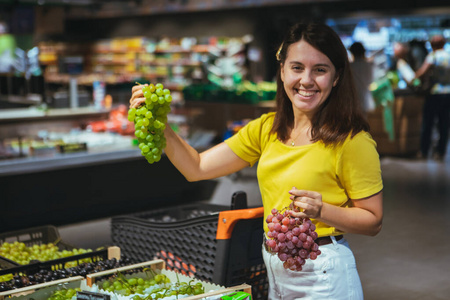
[280,64,285,82]
[333,75,339,87]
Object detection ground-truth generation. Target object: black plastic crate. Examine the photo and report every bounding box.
[0,225,73,250]
[111,192,268,300]
[0,257,18,271]
[0,225,112,276]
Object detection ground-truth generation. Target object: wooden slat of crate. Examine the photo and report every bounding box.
[0,276,85,300]
[86,259,166,287]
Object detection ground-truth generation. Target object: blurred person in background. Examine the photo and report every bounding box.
[415,35,450,161]
[131,22,383,299]
[409,39,428,71]
[0,21,16,73]
[349,41,375,116]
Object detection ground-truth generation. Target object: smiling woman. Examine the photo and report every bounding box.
[130,21,383,300]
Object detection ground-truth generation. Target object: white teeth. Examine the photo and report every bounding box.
[298,90,316,97]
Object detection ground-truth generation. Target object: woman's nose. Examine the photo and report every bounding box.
[299,70,314,86]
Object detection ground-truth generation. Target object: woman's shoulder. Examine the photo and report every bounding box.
[247,111,276,130]
[340,131,377,151]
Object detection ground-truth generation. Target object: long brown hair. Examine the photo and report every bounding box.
[271,22,369,145]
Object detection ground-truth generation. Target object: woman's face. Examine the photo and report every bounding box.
[280,39,338,115]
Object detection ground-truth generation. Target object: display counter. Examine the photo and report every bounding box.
[0,106,217,233]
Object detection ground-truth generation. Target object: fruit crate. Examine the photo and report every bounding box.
[111,191,268,300]
[86,259,253,300]
[0,225,121,276]
[0,276,84,300]
[0,256,19,271]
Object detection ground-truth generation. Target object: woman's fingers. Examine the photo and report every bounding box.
[129,85,146,108]
[288,188,323,218]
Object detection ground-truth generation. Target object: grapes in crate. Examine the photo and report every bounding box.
[265,206,322,271]
[128,82,172,164]
[97,270,205,299]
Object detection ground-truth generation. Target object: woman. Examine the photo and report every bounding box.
[414,35,450,161]
[130,22,383,299]
[349,41,375,115]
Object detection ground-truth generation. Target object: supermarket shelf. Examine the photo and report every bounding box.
[0,106,110,124]
[0,144,140,177]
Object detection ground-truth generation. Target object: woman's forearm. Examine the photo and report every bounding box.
[163,125,250,182]
[163,125,203,182]
[316,193,383,236]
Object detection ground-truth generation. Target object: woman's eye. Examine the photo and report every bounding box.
[316,68,327,73]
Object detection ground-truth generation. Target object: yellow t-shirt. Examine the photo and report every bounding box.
[224,112,383,237]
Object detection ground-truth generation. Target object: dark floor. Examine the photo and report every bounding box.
[58,150,450,300]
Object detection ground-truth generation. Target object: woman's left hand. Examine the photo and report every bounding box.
[289,187,323,219]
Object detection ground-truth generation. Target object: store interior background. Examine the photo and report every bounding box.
[1,0,450,299]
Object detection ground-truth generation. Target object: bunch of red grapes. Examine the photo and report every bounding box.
[265,207,322,271]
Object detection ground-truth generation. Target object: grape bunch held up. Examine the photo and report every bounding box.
[266,207,322,271]
[128,83,172,164]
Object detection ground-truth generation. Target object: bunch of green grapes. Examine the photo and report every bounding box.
[47,287,81,300]
[0,241,93,267]
[99,273,204,299]
[128,82,172,164]
[100,273,170,298]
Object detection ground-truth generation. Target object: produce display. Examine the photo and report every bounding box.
[0,257,132,292]
[0,241,93,266]
[96,271,205,299]
[47,287,81,300]
[265,207,321,271]
[128,82,172,164]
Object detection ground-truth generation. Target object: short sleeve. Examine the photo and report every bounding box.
[425,52,435,64]
[336,132,383,199]
[224,113,274,167]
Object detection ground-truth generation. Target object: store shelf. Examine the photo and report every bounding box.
[0,107,110,124]
[0,144,139,177]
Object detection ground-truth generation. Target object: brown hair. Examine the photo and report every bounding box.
[271,22,369,145]
[430,35,446,51]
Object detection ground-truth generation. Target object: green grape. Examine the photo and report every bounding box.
[142,86,150,94]
[141,145,150,153]
[135,130,142,138]
[128,278,137,286]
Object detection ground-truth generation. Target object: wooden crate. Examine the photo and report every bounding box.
[1,260,252,300]
[86,259,252,300]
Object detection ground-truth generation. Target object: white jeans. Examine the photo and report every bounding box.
[262,236,363,300]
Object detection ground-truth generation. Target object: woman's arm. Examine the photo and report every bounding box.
[130,84,249,182]
[289,190,383,236]
[415,60,432,79]
[164,126,249,181]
